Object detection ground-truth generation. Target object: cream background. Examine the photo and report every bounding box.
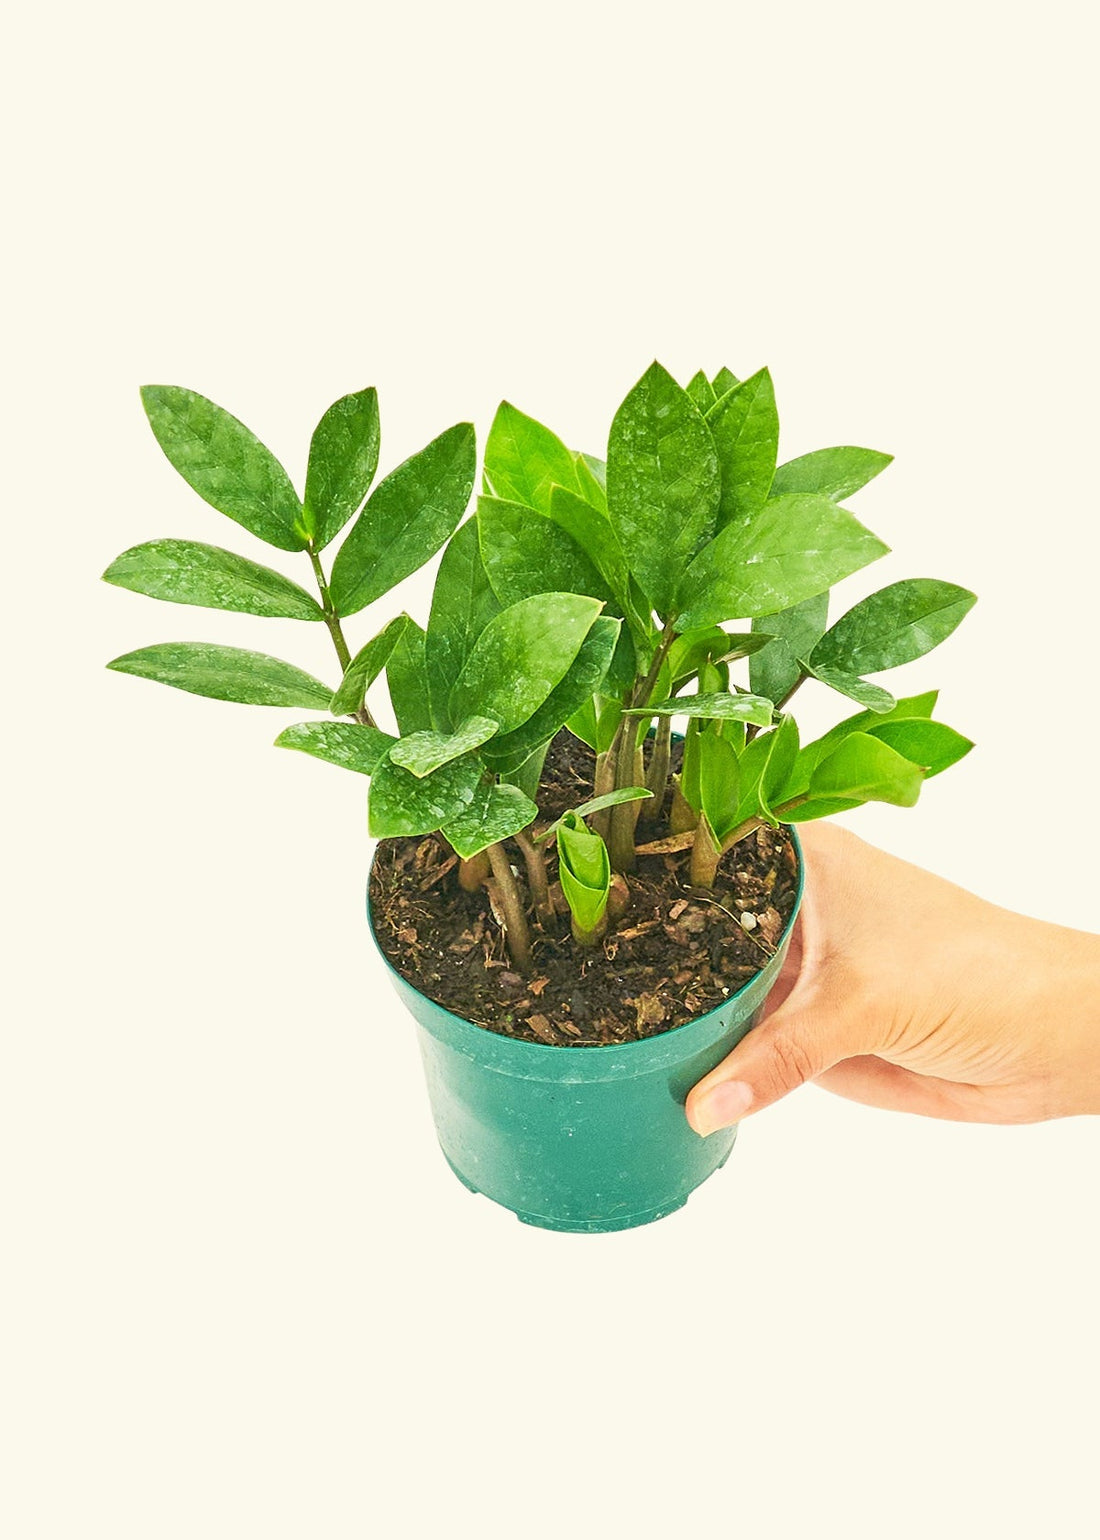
[3,3,1098,1536]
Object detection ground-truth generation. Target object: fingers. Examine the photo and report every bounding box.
[816,1057,1041,1124]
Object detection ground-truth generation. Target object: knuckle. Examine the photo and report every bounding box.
[764,1028,819,1094]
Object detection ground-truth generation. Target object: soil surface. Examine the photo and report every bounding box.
[369,732,799,1046]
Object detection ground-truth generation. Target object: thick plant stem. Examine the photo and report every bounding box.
[457,852,490,893]
[607,720,641,873]
[630,744,646,836]
[591,750,614,841]
[669,779,698,834]
[571,911,608,948]
[646,716,672,800]
[690,818,722,889]
[487,841,533,973]
[514,829,555,924]
[308,547,378,728]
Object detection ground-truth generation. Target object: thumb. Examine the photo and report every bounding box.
[684,974,864,1136]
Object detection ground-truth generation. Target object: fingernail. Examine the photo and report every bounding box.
[691,1080,754,1136]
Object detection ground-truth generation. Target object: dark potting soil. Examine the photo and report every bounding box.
[369,731,799,1046]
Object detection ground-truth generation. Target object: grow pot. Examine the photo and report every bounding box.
[367,829,804,1233]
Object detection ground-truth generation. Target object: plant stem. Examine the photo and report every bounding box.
[514,829,555,923]
[487,841,533,973]
[607,623,679,871]
[591,750,614,841]
[571,911,608,947]
[646,716,672,799]
[690,818,722,888]
[457,852,490,892]
[307,547,377,728]
[746,673,805,743]
[669,778,698,834]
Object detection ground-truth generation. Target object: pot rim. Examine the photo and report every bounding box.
[366,825,805,1059]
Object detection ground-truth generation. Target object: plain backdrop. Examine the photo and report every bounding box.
[3,3,1098,1537]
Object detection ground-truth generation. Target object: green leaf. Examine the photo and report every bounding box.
[389,716,499,778]
[102,539,324,621]
[441,781,539,858]
[140,385,305,552]
[329,422,475,616]
[535,785,652,844]
[501,742,550,803]
[302,387,381,550]
[698,732,741,842]
[706,367,779,527]
[770,446,893,502]
[676,494,889,628]
[274,720,396,775]
[680,721,703,811]
[484,617,620,773]
[424,519,503,733]
[557,813,611,934]
[330,615,410,718]
[809,732,925,807]
[810,579,977,676]
[368,754,485,839]
[477,496,613,608]
[685,370,717,415]
[483,401,581,512]
[789,691,941,792]
[606,361,720,618]
[625,691,773,725]
[868,719,973,777]
[573,452,609,512]
[749,591,829,705]
[106,641,332,708]
[387,619,432,735]
[802,660,896,713]
[449,592,603,736]
[547,485,633,614]
[566,698,598,750]
[757,714,801,823]
[712,367,740,397]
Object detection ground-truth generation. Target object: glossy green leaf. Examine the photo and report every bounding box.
[770,445,893,502]
[547,485,633,613]
[868,719,973,777]
[606,362,720,618]
[102,540,323,621]
[302,387,381,550]
[386,619,432,735]
[501,742,549,803]
[809,732,924,807]
[449,592,603,736]
[698,732,741,842]
[484,617,620,773]
[477,496,613,608]
[330,615,410,718]
[802,660,896,713]
[712,367,740,397]
[140,385,305,552]
[749,591,829,705]
[706,367,779,527]
[424,519,502,733]
[106,642,332,708]
[757,714,801,823]
[788,691,940,793]
[441,780,539,859]
[676,494,889,628]
[685,370,717,415]
[810,579,977,676]
[729,731,774,826]
[389,716,499,778]
[557,813,611,934]
[566,698,598,750]
[573,452,608,512]
[483,401,581,512]
[535,785,652,844]
[625,691,773,725]
[680,721,703,812]
[329,422,475,616]
[368,753,485,839]
[274,720,396,775]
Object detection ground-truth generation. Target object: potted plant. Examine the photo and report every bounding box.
[105,364,975,1231]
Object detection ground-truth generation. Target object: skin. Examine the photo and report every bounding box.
[685,823,1100,1136]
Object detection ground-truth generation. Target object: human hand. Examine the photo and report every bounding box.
[685,823,1100,1134]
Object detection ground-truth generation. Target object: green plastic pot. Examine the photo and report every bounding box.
[368,829,803,1233]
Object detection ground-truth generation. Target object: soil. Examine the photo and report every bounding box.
[369,731,800,1046]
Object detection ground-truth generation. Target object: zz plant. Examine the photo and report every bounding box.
[106,365,975,980]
